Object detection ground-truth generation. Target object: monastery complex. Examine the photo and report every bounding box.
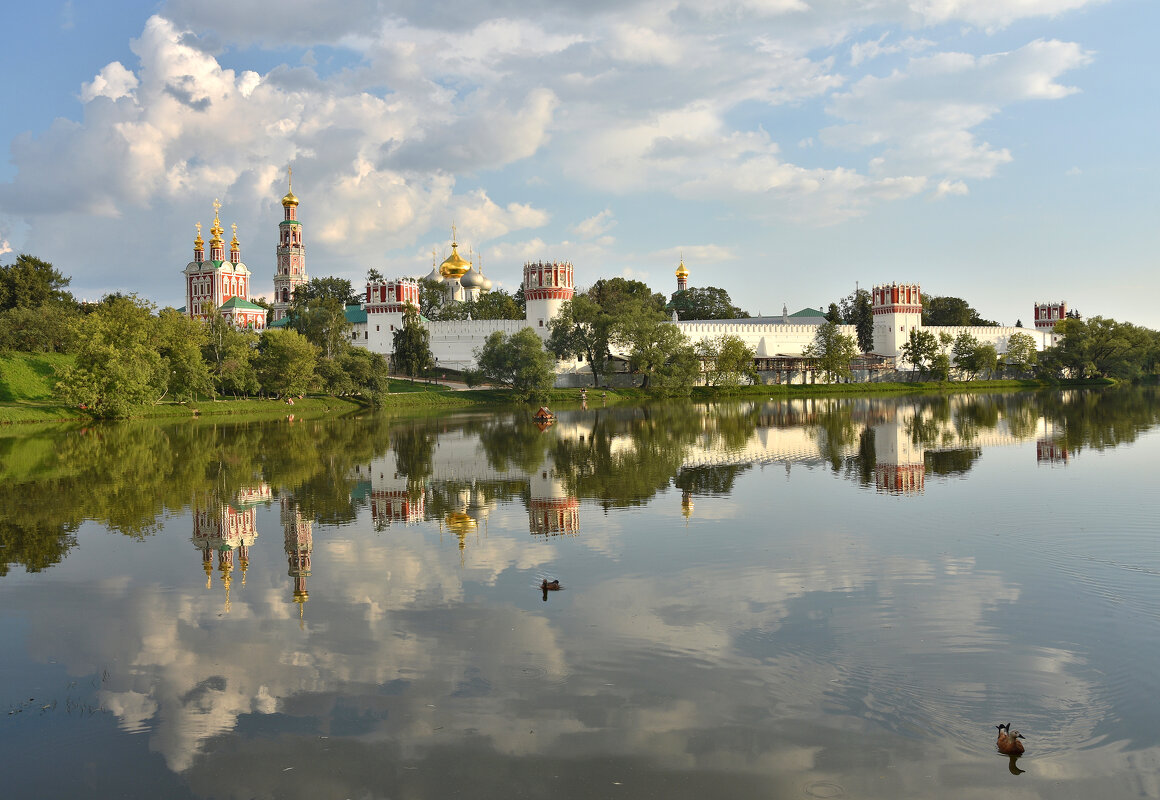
[183,179,1069,383]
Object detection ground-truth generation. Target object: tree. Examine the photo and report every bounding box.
[922,294,997,327]
[203,310,259,397]
[1042,316,1157,379]
[1015,319,1023,328]
[837,288,875,352]
[56,294,165,417]
[547,295,613,386]
[695,334,756,389]
[254,328,318,397]
[419,277,448,319]
[1005,332,1038,377]
[667,286,749,320]
[0,254,75,312]
[0,305,76,352]
[824,302,842,324]
[803,321,859,382]
[155,308,212,402]
[951,331,982,379]
[616,315,698,392]
[340,347,391,402]
[900,328,939,375]
[588,277,666,316]
[391,304,432,378]
[465,289,523,320]
[466,327,556,400]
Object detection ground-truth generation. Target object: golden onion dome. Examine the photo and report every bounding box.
[194,222,204,249]
[281,189,299,207]
[282,166,299,206]
[440,242,471,279]
[675,258,689,279]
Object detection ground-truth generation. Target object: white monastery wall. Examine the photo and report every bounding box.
[426,319,533,372]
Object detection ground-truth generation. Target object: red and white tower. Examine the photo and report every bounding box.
[871,282,923,358]
[364,277,421,353]
[273,168,308,322]
[523,260,575,335]
[1034,301,1067,330]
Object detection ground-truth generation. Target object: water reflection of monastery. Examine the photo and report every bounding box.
[348,396,1073,551]
[191,485,314,613]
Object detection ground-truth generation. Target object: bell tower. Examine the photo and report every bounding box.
[273,168,308,322]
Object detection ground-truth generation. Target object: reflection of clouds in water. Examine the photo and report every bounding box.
[5,508,1127,792]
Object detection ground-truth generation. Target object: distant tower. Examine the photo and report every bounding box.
[282,497,312,617]
[1034,301,1067,330]
[364,276,422,353]
[871,282,923,358]
[273,168,308,322]
[675,255,689,292]
[523,260,575,335]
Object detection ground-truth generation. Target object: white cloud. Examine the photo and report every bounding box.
[823,39,1092,181]
[849,34,934,66]
[935,178,969,197]
[80,62,139,102]
[0,1,1107,300]
[570,209,616,239]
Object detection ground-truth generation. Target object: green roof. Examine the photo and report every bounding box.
[220,296,267,311]
[345,304,367,324]
[789,307,824,317]
[269,316,289,328]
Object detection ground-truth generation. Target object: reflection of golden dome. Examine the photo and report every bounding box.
[675,258,689,279]
[440,242,471,279]
[445,511,477,535]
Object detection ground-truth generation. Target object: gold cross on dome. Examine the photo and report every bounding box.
[213,198,221,219]
[196,222,202,236]
[232,223,237,236]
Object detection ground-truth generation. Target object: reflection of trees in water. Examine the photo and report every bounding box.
[390,421,438,491]
[924,448,983,476]
[0,412,396,576]
[842,426,877,488]
[552,404,705,509]
[472,414,548,475]
[1039,386,1160,454]
[673,464,751,496]
[809,401,860,472]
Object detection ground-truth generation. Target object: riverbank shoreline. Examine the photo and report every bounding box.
[0,374,1118,426]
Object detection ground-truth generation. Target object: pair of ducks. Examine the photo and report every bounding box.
[996,723,1026,756]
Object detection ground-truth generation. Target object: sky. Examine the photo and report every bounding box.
[0,0,1156,327]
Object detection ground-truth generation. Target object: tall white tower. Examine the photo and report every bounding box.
[523,260,575,335]
[871,282,923,358]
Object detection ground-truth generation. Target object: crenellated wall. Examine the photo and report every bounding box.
[674,321,857,358]
[426,320,534,371]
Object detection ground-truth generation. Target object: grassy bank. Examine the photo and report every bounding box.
[0,349,1119,425]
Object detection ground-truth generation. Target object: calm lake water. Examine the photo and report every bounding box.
[2,388,1159,799]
